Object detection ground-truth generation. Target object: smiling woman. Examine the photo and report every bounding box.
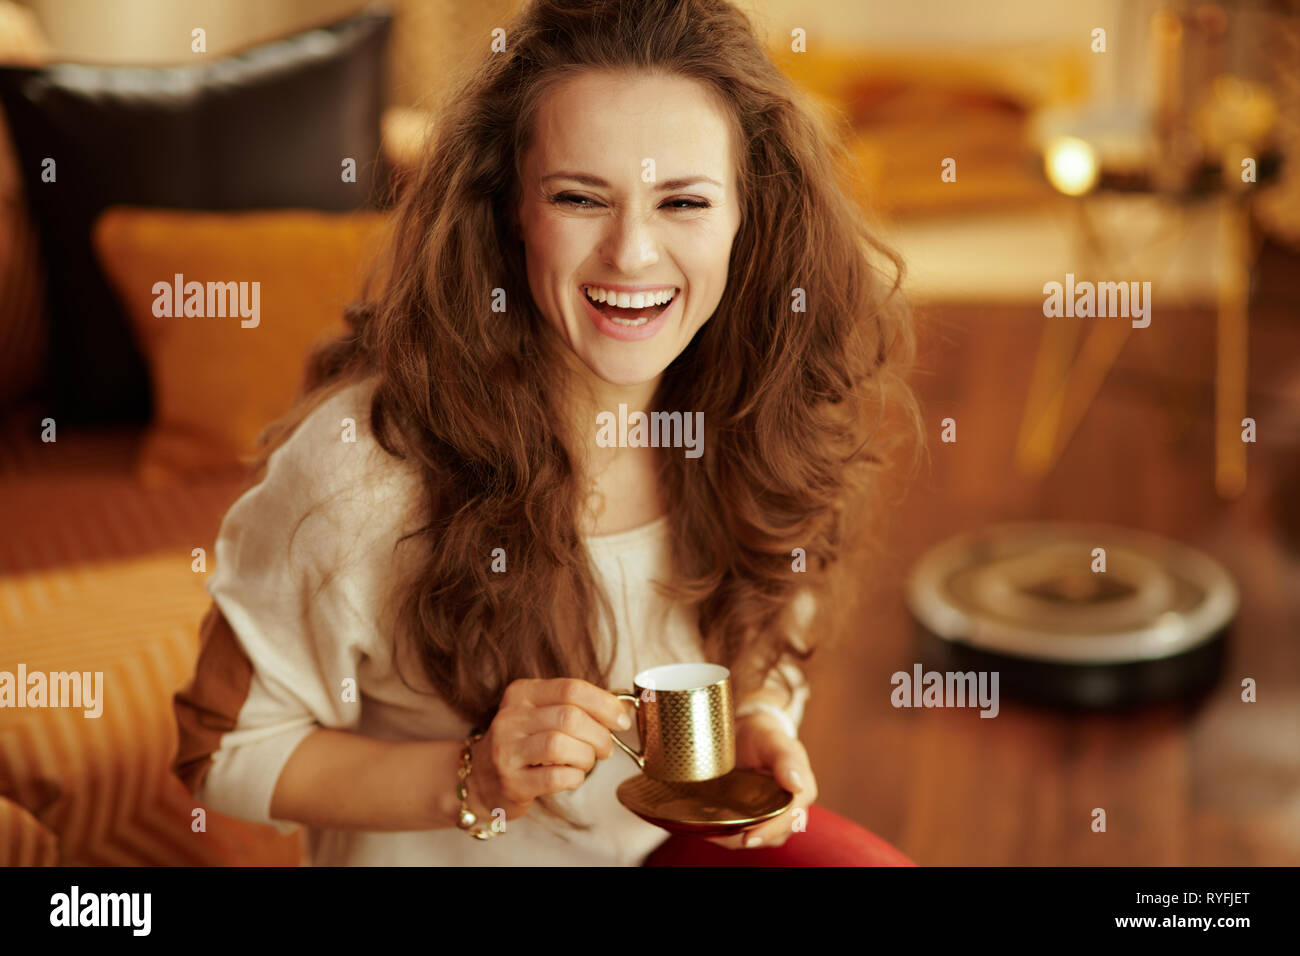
[172,0,923,866]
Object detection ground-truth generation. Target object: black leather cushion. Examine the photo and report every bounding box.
[0,11,392,425]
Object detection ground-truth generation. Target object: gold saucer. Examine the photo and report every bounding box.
[617,768,794,837]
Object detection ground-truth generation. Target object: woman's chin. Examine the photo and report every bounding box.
[577,348,669,390]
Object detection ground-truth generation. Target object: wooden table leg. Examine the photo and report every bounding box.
[1015,198,1134,480]
[1014,312,1082,478]
[1043,319,1134,474]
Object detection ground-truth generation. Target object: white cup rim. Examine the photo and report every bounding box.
[633,662,729,692]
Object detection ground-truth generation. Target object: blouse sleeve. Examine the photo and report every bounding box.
[172,384,409,835]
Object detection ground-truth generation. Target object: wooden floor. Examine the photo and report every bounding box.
[803,244,1300,865]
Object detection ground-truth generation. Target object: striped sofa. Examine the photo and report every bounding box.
[0,421,303,865]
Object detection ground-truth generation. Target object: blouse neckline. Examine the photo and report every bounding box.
[582,513,671,553]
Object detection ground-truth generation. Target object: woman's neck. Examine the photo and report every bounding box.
[564,358,668,534]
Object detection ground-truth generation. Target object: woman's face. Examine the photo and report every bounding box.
[516,70,743,388]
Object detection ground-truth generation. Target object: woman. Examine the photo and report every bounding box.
[173,0,922,866]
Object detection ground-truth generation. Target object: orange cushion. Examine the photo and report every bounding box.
[92,208,388,485]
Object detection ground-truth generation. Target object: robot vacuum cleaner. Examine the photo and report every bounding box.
[904,522,1239,709]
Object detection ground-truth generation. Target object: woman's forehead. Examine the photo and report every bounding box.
[525,71,736,188]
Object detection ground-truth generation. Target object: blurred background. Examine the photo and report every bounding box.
[0,0,1296,866]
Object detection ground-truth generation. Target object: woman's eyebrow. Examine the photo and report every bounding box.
[541,171,723,191]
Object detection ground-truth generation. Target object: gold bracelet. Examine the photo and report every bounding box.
[455,728,502,840]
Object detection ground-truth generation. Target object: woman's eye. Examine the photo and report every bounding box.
[552,193,597,207]
[549,194,710,211]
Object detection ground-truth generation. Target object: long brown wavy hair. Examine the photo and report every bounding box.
[252,0,925,831]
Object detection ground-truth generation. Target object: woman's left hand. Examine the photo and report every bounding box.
[705,711,817,849]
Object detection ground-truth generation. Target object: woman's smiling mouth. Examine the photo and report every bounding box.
[580,283,679,341]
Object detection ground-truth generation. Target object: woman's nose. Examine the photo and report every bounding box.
[600,210,659,274]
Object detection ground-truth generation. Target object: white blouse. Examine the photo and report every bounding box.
[196,377,810,865]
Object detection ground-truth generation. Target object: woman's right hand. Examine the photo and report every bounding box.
[466,678,633,823]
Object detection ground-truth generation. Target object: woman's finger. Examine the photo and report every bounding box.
[515,729,598,773]
[705,832,748,849]
[513,763,588,799]
[532,704,615,760]
[740,805,800,848]
[752,734,814,800]
[517,677,631,734]
[774,741,812,791]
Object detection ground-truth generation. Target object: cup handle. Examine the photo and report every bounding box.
[609,691,644,769]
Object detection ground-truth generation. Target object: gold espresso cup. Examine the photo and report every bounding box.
[609,663,735,782]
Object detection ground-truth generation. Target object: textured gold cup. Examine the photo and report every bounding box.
[609,663,735,782]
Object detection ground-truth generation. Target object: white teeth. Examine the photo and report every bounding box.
[583,284,676,308]
[581,285,676,328]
